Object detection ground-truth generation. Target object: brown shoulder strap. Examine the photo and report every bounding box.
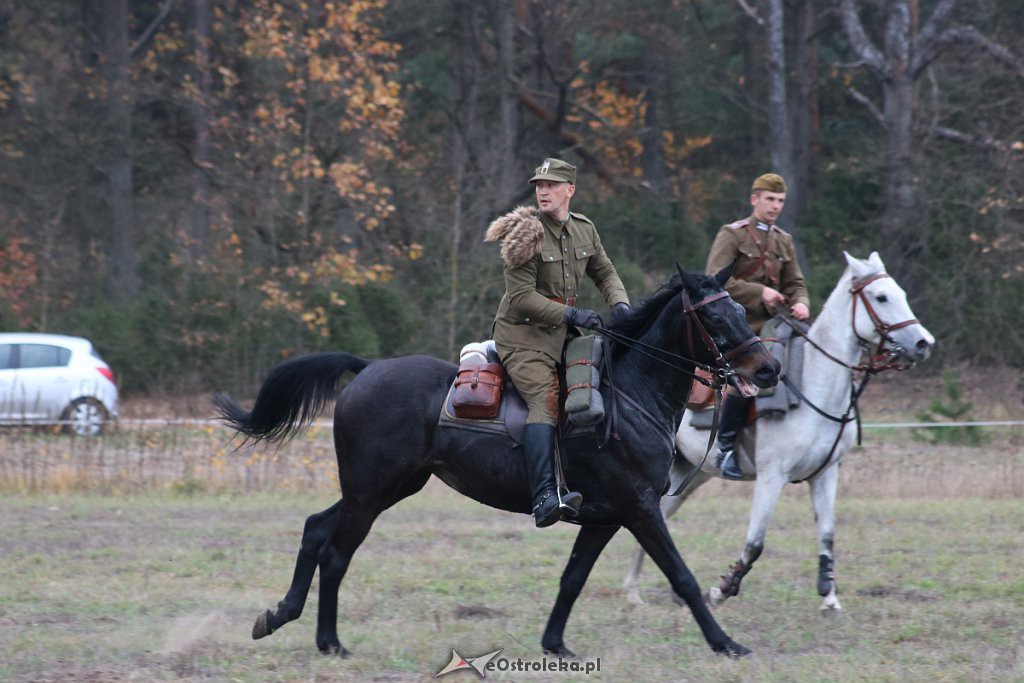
[737,224,778,284]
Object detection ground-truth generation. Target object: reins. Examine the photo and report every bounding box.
[665,287,753,496]
[593,284,760,464]
[786,373,873,484]
[771,272,920,483]
[594,288,760,387]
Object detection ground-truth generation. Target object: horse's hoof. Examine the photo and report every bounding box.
[716,640,752,658]
[318,641,350,657]
[706,587,727,607]
[252,609,273,640]
[624,588,645,605]
[543,644,576,658]
[820,597,843,614]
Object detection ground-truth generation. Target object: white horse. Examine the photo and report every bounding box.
[623,252,935,612]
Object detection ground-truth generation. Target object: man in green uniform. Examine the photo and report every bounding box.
[484,157,630,527]
[705,173,810,479]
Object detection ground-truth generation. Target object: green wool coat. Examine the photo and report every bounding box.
[486,206,629,362]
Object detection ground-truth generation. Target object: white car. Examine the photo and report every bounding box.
[0,333,119,436]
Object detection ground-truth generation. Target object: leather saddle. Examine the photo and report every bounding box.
[437,343,601,446]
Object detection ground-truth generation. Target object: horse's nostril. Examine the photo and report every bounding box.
[916,339,931,350]
[756,365,777,380]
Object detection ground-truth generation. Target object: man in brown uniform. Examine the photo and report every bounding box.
[485,158,630,527]
[705,173,810,479]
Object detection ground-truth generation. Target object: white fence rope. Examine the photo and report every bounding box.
[860,420,1024,429]
[108,418,1024,429]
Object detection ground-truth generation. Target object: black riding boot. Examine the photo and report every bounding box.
[715,394,750,480]
[523,423,583,527]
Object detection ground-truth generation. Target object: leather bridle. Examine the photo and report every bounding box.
[679,289,763,383]
[784,272,921,375]
[774,271,922,484]
[848,273,920,372]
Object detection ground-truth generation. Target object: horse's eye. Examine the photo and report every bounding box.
[876,294,888,303]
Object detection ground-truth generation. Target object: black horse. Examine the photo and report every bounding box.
[214,266,780,659]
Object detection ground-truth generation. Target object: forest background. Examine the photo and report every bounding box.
[0,0,1021,398]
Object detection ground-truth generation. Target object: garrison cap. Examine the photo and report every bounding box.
[530,157,576,185]
[751,173,788,193]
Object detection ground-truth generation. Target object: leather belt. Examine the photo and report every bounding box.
[548,296,577,306]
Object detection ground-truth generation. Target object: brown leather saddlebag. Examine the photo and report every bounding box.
[452,362,504,419]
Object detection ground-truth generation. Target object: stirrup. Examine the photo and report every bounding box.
[717,449,744,480]
[557,488,583,518]
[533,492,561,528]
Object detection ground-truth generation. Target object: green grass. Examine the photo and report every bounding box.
[1,480,1022,682]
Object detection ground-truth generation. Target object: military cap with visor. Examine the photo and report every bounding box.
[530,158,576,185]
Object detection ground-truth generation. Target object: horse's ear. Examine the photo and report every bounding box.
[675,261,696,289]
[843,250,869,278]
[866,251,885,271]
[713,259,735,287]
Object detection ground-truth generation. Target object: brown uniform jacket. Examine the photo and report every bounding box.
[486,206,629,361]
[705,215,809,334]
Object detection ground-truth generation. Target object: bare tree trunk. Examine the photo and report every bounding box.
[190,0,212,261]
[882,71,919,261]
[449,144,466,361]
[838,0,1022,285]
[767,0,796,227]
[641,81,667,196]
[494,0,519,204]
[791,0,819,222]
[880,1,919,262]
[300,95,314,255]
[102,0,139,298]
[742,11,761,164]
[448,0,482,360]
[526,1,573,153]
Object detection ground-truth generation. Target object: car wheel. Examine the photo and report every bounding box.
[61,398,109,437]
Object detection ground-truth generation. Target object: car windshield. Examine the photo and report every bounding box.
[0,344,12,370]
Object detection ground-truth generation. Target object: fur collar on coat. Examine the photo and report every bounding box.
[484,206,544,268]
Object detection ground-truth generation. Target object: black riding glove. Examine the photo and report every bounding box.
[564,306,604,330]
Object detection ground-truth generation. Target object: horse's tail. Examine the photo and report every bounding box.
[213,352,370,444]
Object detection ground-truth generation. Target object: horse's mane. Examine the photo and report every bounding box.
[608,271,712,339]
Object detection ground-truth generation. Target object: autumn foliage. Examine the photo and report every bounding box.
[0,0,1021,393]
